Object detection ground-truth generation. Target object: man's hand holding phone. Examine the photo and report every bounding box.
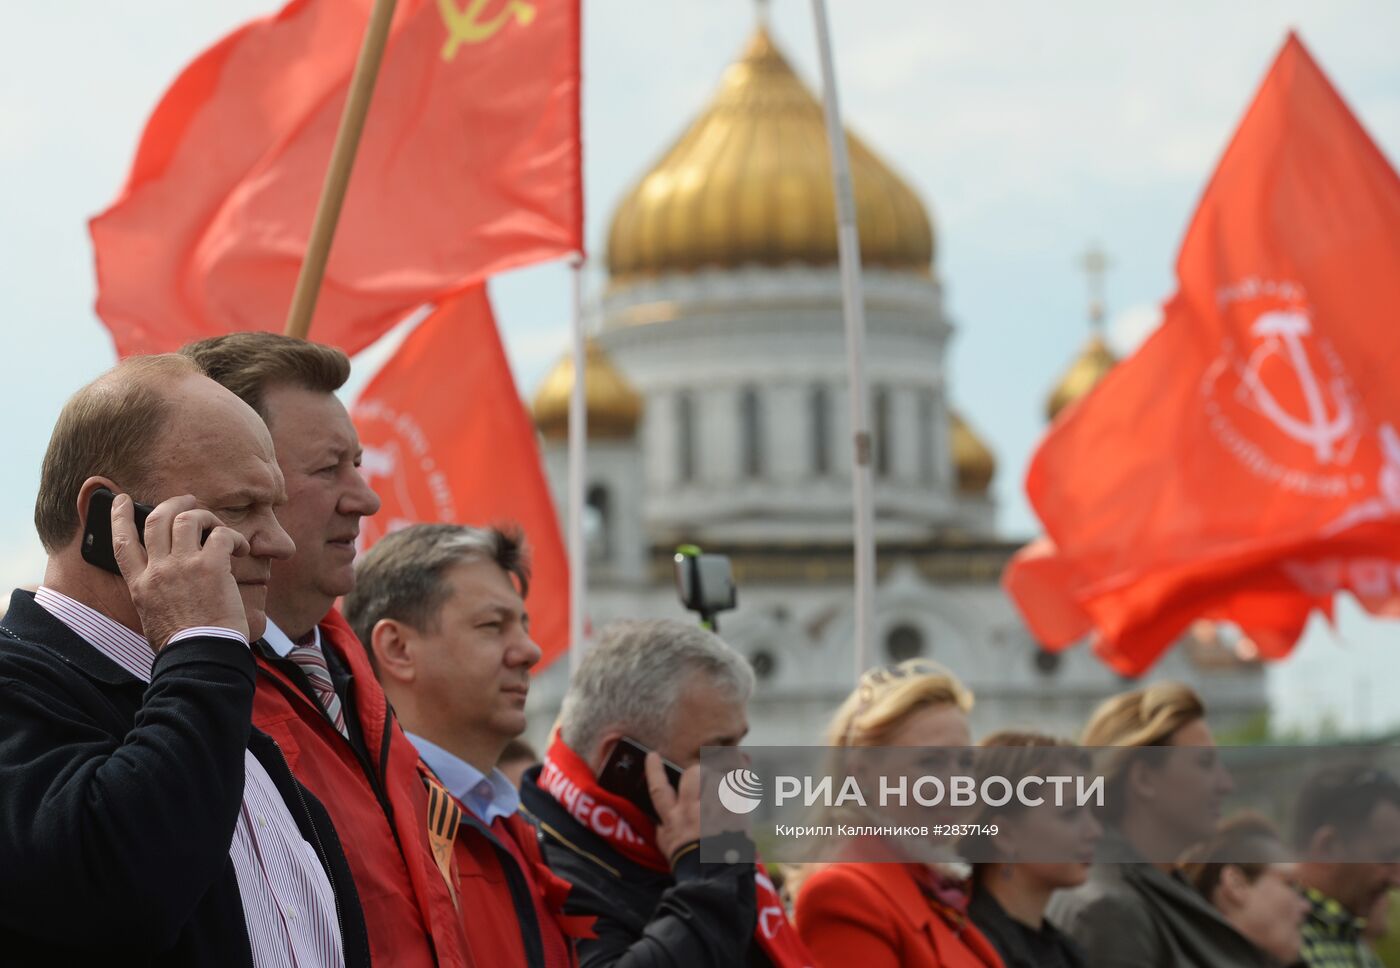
[110,493,251,650]
[646,752,704,866]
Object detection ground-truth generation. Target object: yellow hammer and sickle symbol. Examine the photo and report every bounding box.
[437,0,537,61]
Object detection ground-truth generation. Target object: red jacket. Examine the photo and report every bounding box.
[253,610,473,968]
[795,863,1004,968]
[448,794,585,968]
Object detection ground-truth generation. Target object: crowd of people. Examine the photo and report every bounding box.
[0,335,1398,968]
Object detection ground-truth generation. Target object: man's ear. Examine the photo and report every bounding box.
[1307,824,1341,862]
[371,618,416,684]
[1216,864,1250,912]
[74,476,121,544]
[589,730,628,776]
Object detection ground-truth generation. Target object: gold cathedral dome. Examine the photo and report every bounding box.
[606,27,934,284]
[532,339,643,441]
[950,410,996,496]
[1045,333,1117,422]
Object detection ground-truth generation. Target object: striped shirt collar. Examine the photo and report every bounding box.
[34,586,155,682]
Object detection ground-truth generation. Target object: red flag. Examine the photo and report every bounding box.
[92,0,581,358]
[351,286,569,666]
[1005,33,1400,676]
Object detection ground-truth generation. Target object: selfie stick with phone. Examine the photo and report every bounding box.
[673,544,737,633]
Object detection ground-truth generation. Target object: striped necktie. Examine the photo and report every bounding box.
[287,643,349,739]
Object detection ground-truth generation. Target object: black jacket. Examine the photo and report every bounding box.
[968,887,1084,968]
[520,764,771,968]
[0,589,371,968]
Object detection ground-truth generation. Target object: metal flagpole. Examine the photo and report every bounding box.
[567,256,588,674]
[810,0,877,682]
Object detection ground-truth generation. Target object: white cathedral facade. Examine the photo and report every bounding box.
[522,27,1267,747]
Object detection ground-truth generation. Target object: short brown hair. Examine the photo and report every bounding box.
[344,524,531,669]
[968,731,1087,875]
[180,332,349,419]
[34,355,200,552]
[1179,811,1285,899]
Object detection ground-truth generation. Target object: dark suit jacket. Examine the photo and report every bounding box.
[0,589,371,967]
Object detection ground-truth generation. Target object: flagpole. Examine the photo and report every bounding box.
[810,0,877,682]
[284,0,399,339]
[567,256,588,674]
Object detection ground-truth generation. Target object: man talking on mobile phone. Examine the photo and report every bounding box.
[519,618,814,968]
[0,356,369,967]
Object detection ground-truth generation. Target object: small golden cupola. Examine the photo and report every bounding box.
[1046,245,1119,422]
[532,340,643,441]
[1045,334,1117,422]
[950,410,996,496]
[605,26,934,286]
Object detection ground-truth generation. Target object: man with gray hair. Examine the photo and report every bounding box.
[520,618,814,967]
[345,523,581,968]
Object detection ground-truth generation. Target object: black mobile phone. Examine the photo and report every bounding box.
[81,487,154,575]
[598,736,684,823]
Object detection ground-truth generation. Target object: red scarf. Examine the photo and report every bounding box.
[539,737,814,967]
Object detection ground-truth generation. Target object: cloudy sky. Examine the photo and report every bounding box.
[4,1,1400,734]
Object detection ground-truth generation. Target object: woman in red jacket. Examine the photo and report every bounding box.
[792,660,1005,968]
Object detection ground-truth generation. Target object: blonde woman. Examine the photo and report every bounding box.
[1045,682,1272,967]
[792,659,1004,968]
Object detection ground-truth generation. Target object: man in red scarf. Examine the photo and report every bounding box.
[519,618,814,967]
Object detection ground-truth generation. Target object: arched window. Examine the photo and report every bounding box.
[885,623,925,662]
[919,391,936,484]
[584,484,611,561]
[810,384,831,476]
[1033,649,1062,676]
[873,386,892,479]
[740,386,763,478]
[677,391,696,483]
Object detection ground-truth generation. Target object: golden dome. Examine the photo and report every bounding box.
[606,27,934,284]
[950,409,996,495]
[1046,333,1117,422]
[532,340,643,441]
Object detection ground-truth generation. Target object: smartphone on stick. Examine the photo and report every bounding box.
[673,545,737,631]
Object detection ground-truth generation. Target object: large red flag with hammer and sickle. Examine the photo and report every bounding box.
[351,285,570,666]
[1004,33,1400,676]
[91,0,581,357]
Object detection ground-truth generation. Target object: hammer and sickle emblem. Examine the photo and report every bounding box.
[1239,309,1354,464]
[436,0,537,61]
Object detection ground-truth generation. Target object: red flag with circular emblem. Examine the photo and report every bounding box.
[352,285,569,666]
[1005,33,1400,675]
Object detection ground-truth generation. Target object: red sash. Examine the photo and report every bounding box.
[539,737,813,967]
